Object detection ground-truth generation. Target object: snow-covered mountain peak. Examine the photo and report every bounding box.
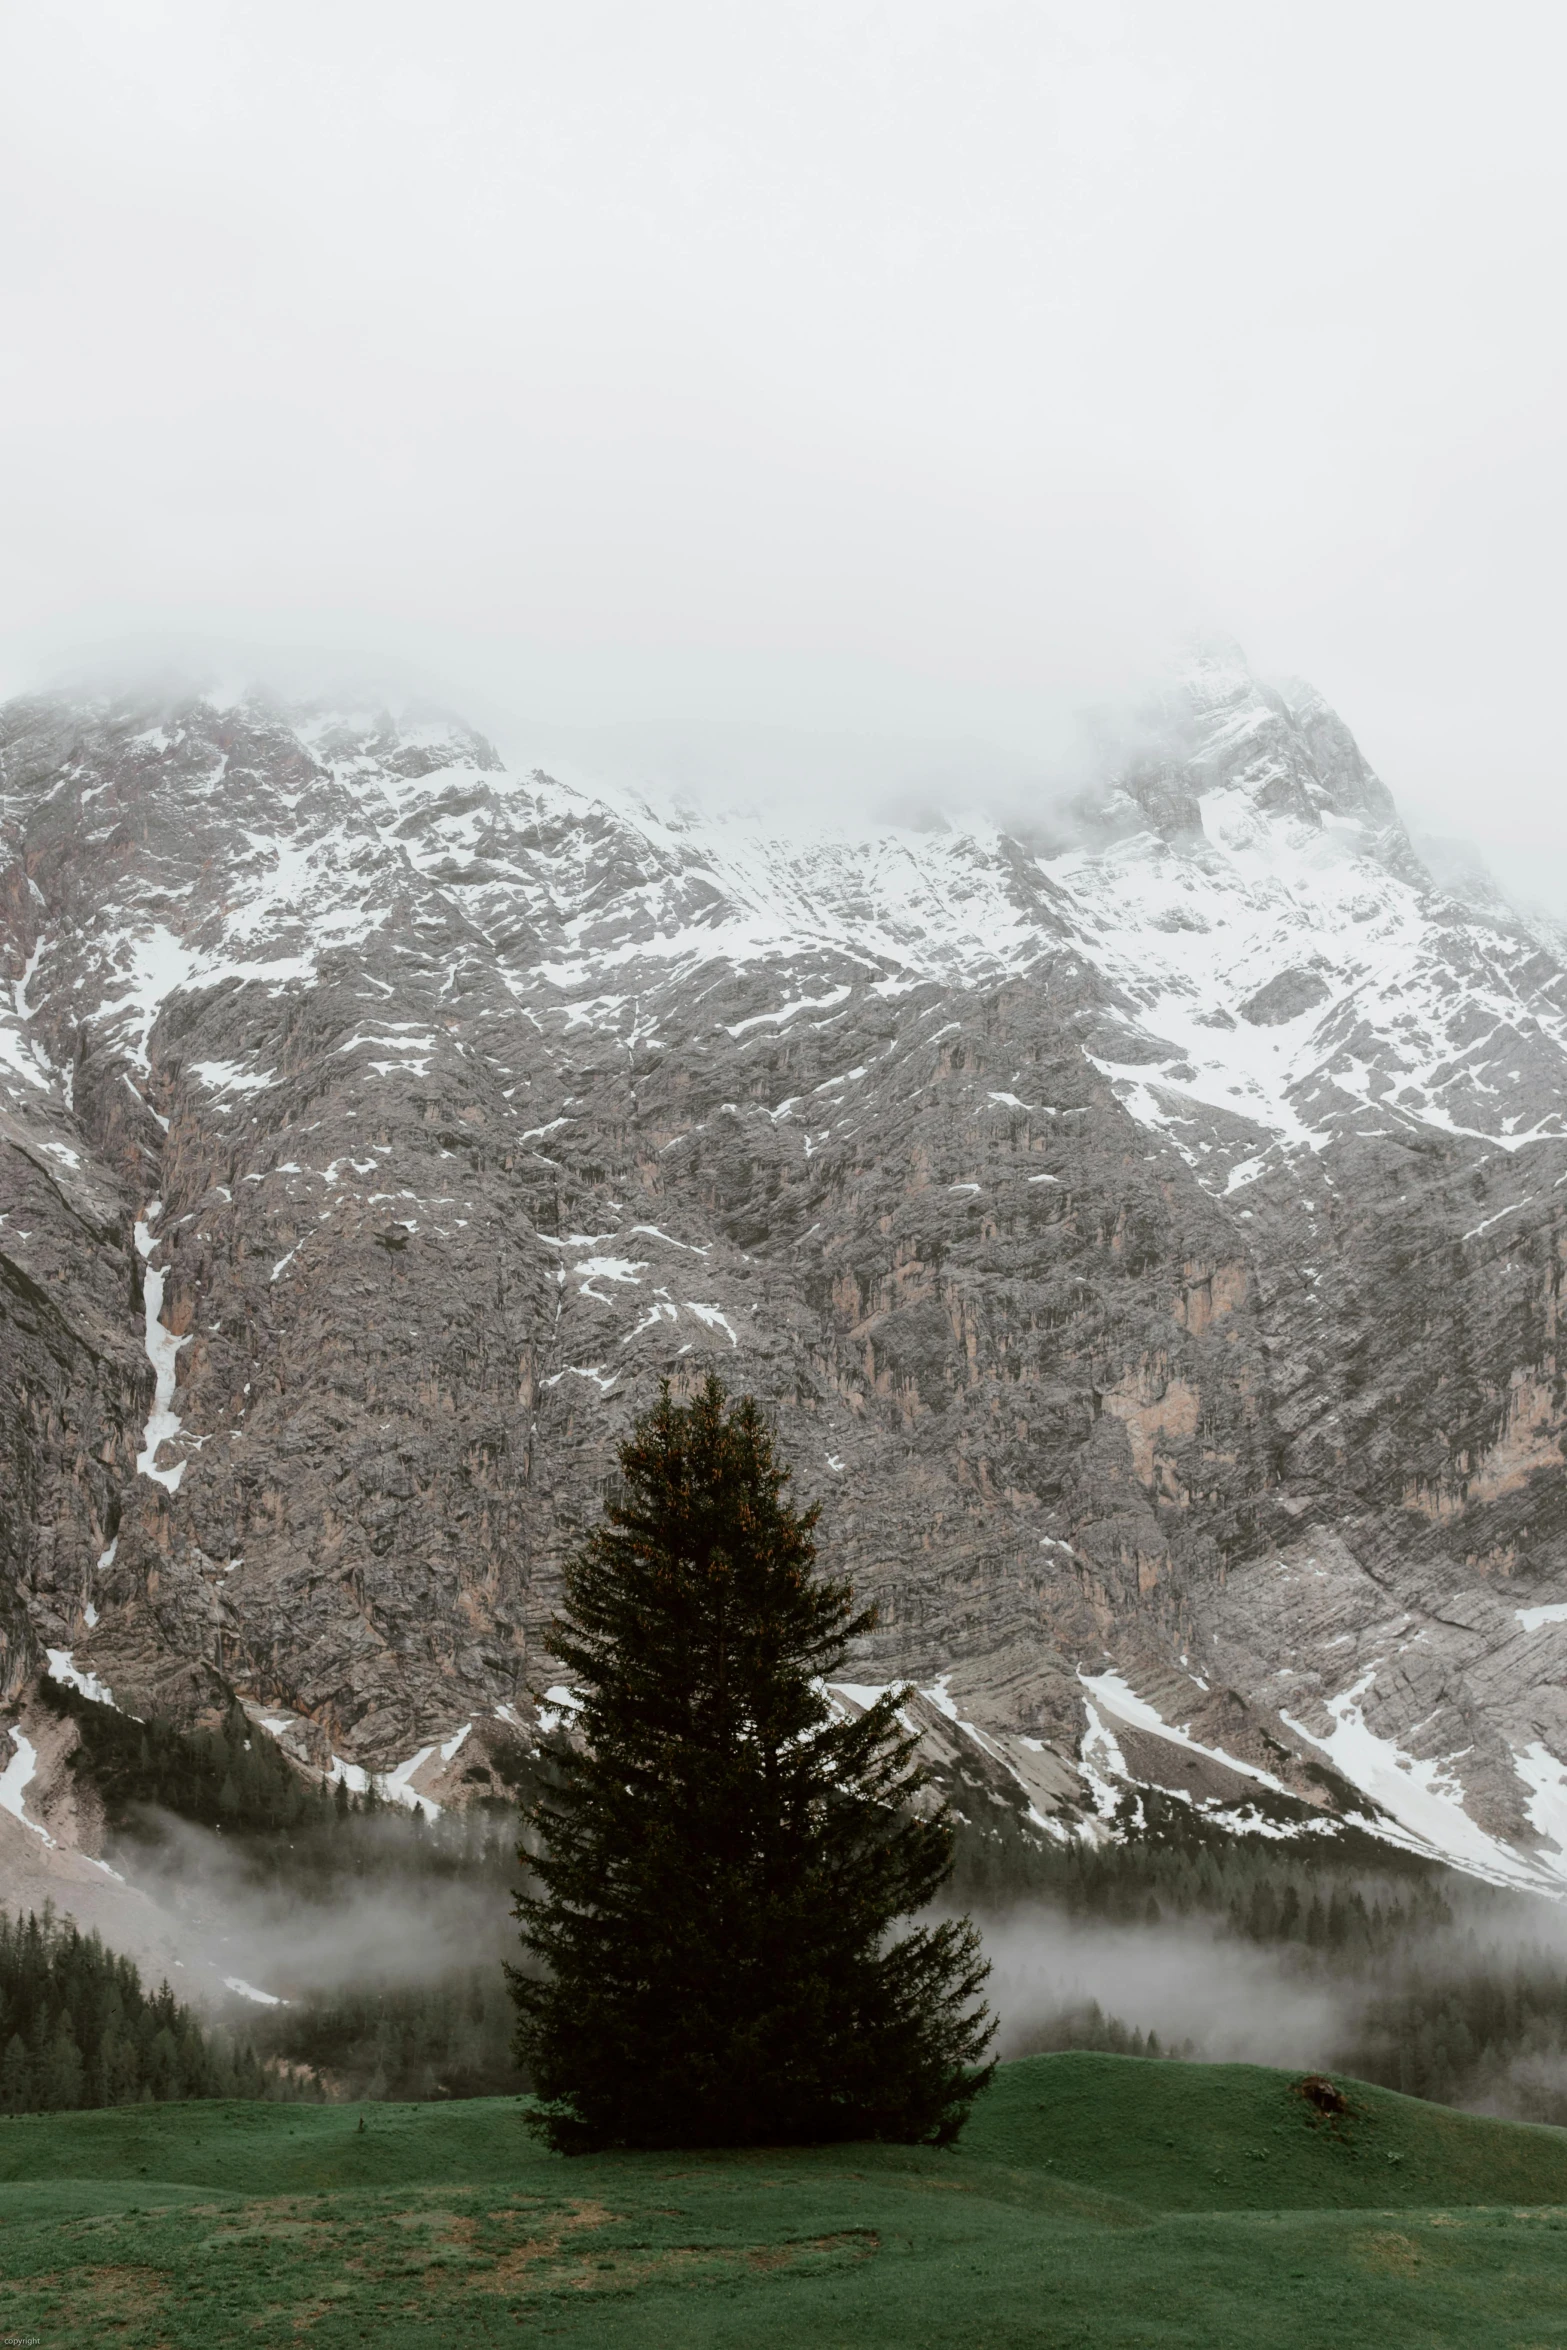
[3,653,1564,1205]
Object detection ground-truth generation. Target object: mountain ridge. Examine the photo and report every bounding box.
[5,646,1567,1900]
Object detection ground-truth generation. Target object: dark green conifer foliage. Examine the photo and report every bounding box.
[509,1377,995,2153]
[0,1906,268,2111]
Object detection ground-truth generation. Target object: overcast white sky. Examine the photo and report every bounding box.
[2,4,1564,875]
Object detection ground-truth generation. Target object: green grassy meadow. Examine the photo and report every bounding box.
[3,2054,1567,2347]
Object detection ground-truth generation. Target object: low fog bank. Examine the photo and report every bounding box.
[976,1887,1567,2126]
[83,1772,1567,2124]
[105,1806,525,2101]
[984,1908,1341,2072]
[125,1807,517,2005]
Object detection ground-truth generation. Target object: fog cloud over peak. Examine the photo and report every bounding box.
[2,4,1565,856]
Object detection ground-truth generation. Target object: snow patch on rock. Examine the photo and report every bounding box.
[133,1213,188,1492]
[0,1731,52,1843]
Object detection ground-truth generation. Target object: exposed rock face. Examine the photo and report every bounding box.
[5,642,1567,1888]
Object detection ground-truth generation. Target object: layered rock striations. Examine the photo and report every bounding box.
[5,644,1567,1887]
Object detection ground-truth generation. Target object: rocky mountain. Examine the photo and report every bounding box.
[6,639,1567,1903]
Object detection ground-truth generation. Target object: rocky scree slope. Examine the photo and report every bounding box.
[5,644,1567,1890]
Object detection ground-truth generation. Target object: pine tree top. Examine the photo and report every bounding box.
[553,1377,872,1758]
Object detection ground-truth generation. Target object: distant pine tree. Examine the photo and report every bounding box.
[0,2033,28,2112]
[509,1376,995,2153]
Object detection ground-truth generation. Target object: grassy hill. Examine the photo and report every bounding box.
[3,2053,1567,2347]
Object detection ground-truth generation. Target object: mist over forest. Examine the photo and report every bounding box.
[12,1677,1567,2129]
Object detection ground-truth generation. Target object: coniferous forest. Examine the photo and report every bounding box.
[40,1674,533,1891]
[243,1968,527,2104]
[0,1908,269,2114]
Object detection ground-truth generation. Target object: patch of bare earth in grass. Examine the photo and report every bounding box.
[481,2225,880,2299]
[1354,2232,1425,2277]
[319,2198,883,2314]
[4,2262,171,2337]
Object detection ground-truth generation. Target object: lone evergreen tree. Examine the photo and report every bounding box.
[509,1376,995,2152]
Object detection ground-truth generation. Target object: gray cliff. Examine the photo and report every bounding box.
[5,643,1567,1890]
